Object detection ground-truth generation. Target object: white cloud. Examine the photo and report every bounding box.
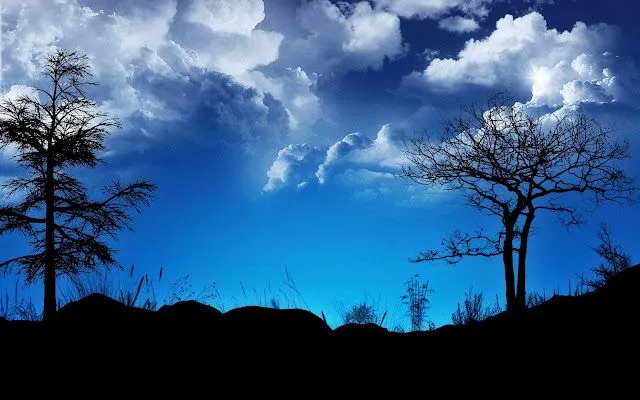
[337,168,395,186]
[264,112,456,204]
[265,123,408,192]
[373,0,492,19]
[263,144,324,192]
[407,12,640,107]
[242,67,321,132]
[0,85,38,103]
[315,124,409,184]
[285,0,404,74]
[0,0,329,135]
[438,16,480,33]
[171,3,283,78]
[352,124,407,169]
[183,0,265,35]
[316,132,373,184]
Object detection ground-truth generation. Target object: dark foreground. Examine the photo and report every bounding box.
[2,265,639,370]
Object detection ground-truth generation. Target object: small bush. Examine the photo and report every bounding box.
[580,223,632,291]
[451,287,501,326]
[338,295,387,326]
[1,281,41,321]
[400,274,434,331]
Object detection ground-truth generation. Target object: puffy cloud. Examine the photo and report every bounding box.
[317,124,409,183]
[263,103,448,192]
[373,0,492,19]
[316,132,373,184]
[407,12,640,107]
[0,0,327,137]
[283,0,404,74]
[438,16,480,33]
[263,144,324,192]
[170,0,283,78]
[0,85,38,103]
[183,0,265,35]
[559,80,613,105]
[242,67,321,132]
[264,124,408,192]
[263,107,456,204]
[103,64,291,158]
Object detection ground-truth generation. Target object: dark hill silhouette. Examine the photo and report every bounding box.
[1,264,639,358]
[332,322,389,337]
[157,300,223,322]
[222,305,330,338]
[55,293,154,323]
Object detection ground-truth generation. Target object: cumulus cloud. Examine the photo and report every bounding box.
[242,67,321,132]
[264,121,409,191]
[263,144,324,192]
[0,85,38,103]
[283,0,404,74]
[170,0,282,78]
[373,0,492,19]
[316,132,373,184]
[263,102,451,193]
[263,105,457,204]
[406,12,640,107]
[183,0,265,35]
[263,124,449,204]
[438,16,480,33]
[0,0,325,135]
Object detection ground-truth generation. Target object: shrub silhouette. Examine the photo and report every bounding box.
[339,299,387,326]
[581,223,632,291]
[401,274,434,331]
[451,287,501,325]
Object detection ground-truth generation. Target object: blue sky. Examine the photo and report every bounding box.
[1,0,639,328]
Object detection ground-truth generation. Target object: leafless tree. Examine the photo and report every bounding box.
[0,49,156,320]
[580,223,632,291]
[403,92,637,313]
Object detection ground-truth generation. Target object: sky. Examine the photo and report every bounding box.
[0,0,639,328]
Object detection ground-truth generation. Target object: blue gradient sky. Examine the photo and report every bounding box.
[1,0,639,328]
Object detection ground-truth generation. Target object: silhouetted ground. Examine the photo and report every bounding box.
[2,264,639,368]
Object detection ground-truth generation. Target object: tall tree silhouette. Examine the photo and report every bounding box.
[0,49,156,321]
[403,93,637,313]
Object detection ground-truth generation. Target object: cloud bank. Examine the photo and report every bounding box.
[0,0,324,136]
[373,0,492,19]
[281,0,404,74]
[264,123,408,192]
[405,12,639,107]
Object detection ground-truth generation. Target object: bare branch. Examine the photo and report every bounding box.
[410,228,503,264]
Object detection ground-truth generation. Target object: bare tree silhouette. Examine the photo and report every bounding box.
[581,223,632,291]
[0,49,156,321]
[403,92,637,313]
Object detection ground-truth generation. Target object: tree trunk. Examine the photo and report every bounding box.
[43,157,56,321]
[516,211,535,313]
[502,228,516,312]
